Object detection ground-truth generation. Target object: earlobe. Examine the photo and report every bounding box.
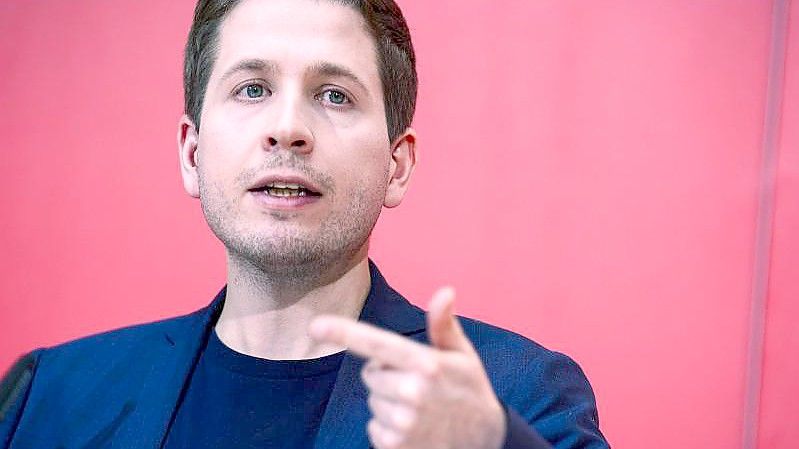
[177,114,201,198]
[384,128,417,208]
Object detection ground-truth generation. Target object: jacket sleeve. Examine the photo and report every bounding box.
[500,352,610,449]
[0,350,42,449]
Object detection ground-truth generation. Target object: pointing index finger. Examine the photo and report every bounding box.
[309,316,436,372]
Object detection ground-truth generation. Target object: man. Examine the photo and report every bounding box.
[0,0,609,448]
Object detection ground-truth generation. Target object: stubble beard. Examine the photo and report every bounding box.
[197,168,386,291]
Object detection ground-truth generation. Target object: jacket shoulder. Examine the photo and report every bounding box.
[458,315,562,371]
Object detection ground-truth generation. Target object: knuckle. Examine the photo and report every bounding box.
[382,430,404,449]
[361,366,372,385]
[394,409,416,431]
[365,359,382,372]
[367,395,381,412]
[424,357,442,378]
[368,419,402,449]
[401,377,423,405]
[361,363,386,390]
[367,418,380,439]
[368,339,387,356]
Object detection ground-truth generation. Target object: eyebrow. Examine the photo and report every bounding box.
[307,61,370,95]
[219,58,278,84]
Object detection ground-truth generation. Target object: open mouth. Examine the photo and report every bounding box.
[250,182,322,198]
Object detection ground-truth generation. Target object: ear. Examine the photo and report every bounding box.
[384,127,417,208]
[178,114,200,198]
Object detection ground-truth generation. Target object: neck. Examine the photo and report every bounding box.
[215,247,371,360]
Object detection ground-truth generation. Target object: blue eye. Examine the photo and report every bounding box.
[245,84,264,98]
[235,82,269,100]
[320,89,351,106]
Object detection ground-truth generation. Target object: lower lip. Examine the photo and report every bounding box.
[249,190,322,209]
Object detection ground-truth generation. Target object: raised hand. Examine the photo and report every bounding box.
[309,287,506,449]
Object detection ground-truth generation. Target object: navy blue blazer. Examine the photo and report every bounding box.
[0,262,609,449]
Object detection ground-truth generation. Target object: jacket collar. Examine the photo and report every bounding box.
[313,260,427,449]
[181,259,426,341]
[144,259,425,449]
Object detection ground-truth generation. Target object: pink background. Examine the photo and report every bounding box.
[1,1,796,448]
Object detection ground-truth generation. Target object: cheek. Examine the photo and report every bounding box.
[197,120,253,179]
[337,137,391,192]
[200,106,260,156]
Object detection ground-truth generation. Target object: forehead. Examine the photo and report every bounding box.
[214,0,379,81]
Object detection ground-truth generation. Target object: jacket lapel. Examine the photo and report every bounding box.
[125,289,225,449]
[313,261,427,449]
[64,288,226,449]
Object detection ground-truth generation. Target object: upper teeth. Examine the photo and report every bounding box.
[267,182,303,189]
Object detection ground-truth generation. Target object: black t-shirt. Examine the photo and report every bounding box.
[163,328,344,449]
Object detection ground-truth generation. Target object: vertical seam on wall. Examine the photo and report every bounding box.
[742,1,790,449]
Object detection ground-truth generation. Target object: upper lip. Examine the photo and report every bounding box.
[247,173,323,195]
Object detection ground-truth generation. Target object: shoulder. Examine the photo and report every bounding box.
[456,315,596,413]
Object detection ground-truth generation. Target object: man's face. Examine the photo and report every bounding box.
[178,0,415,276]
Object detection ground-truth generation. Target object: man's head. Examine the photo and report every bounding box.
[177,0,418,282]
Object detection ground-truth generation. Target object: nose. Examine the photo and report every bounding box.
[263,90,314,155]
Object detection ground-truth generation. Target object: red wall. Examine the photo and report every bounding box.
[0,1,795,448]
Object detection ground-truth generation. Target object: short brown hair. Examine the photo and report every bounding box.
[183,0,417,141]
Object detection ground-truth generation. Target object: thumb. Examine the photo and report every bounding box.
[427,286,472,353]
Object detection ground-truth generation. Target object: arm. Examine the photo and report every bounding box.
[0,351,41,449]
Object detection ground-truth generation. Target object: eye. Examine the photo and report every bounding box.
[317,88,351,106]
[234,82,270,101]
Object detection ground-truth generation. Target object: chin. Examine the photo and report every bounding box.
[227,230,360,273]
